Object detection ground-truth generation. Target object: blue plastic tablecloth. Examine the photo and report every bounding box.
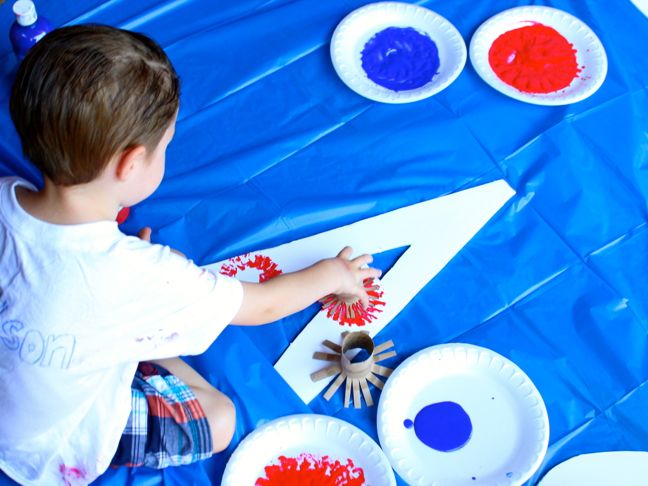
[1,0,647,484]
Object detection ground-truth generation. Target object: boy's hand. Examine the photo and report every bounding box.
[137,226,186,258]
[329,246,382,308]
[232,246,381,325]
[137,227,152,242]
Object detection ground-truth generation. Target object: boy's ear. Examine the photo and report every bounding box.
[115,145,147,181]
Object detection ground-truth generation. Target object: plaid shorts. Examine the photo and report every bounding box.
[111,362,213,468]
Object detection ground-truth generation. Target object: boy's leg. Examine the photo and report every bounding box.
[150,357,236,453]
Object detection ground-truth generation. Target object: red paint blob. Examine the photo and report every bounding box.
[320,278,385,327]
[488,23,581,93]
[219,253,283,282]
[116,206,130,225]
[256,453,366,486]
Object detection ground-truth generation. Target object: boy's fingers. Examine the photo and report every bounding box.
[358,291,370,308]
[337,246,353,259]
[360,268,382,280]
[137,227,152,242]
[352,253,373,267]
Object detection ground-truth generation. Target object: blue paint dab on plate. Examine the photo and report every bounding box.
[404,401,472,452]
[361,26,439,91]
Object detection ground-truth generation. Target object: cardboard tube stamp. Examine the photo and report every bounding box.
[311,331,396,408]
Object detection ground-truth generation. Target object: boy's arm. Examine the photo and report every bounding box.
[231,247,382,325]
[136,228,379,326]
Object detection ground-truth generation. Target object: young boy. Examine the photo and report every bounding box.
[0,25,380,485]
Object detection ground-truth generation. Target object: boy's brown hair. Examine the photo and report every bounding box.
[10,24,179,186]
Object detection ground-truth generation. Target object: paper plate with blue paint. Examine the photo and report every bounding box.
[330,2,466,103]
[377,343,549,486]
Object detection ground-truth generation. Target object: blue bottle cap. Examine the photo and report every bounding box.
[13,1,38,27]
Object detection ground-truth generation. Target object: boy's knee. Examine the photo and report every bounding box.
[201,390,236,454]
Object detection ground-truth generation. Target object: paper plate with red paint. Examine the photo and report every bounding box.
[469,6,607,105]
[377,343,549,486]
[222,414,396,486]
[331,2,466,103]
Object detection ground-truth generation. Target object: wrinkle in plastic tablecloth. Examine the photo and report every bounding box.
[0,0,647,484]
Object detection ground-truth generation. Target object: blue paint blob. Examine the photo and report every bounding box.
[361,27,439,91]
[403,419,414,428]
[404,401,472,452]
[506,472,513,479]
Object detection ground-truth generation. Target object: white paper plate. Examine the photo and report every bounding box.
[377,343,549,486]
[539,452,648,486]
[469,6,607,105]
[222,414,396,485]
[330,2,466,103]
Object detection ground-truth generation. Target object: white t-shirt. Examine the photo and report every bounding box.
[0,177,243,485]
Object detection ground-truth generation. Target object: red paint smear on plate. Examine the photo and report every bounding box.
[488,23,581,93]
[321,278,385,327]
[256,453,366,486]
[219,253,283,282]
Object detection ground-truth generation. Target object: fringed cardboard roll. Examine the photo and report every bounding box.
[311,331,396,408]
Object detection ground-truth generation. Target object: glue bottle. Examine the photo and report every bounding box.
[9,1,53,62]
